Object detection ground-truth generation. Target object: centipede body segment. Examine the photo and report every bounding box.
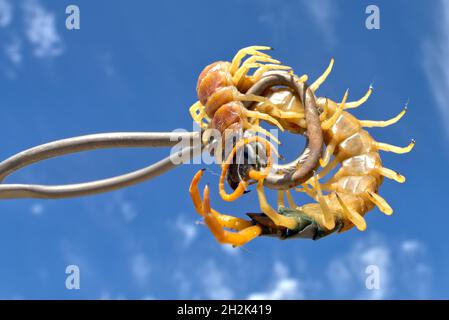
[189,46,414,246]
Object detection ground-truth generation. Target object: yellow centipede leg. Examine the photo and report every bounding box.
[310,58,334,92]
[244,109,285,131]
[335,193,367,231]
[277,191,285,208]
[256,181,298,229]
[189,101,203,120]
[374,139,415,154]
[296,74,308,83]
[246,123,281,145]
[321,89,348,130]
[255,104,304,120]
[189,170,254,230]
[235,92,279,109]
[243,122,282,157]
[377,167,406,183]
[230,46,272,75]
[285,190,297,209]
[295,183,316,199]
[319,98,329,121]
[320,139,338,167]
[342,86,373,109]
[203,185,262,247]
[313,176,335,230]
[219,136,274,201]
[241,55,281,67]
[189,101,210,129]
[367,192,393,215]
[275,111,304,119]
[360,107,407,128]
[232,63,259,86]
[252,64,292,81]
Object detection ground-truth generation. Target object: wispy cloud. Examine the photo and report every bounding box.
[201,260,234,300]
[130,253,152,285]
[303,0,337,47]
[4,36,22,65]
[30,202,44,216]
[174,214,198,247]
[327,234,432,299]
[398,239,432,298]
[120,201,138,222]
[1,0,64,78]
[327,235,391,299]
[22,0,63,58]
[422,0,449,137]
[0,0,12,27]
[247,261,305,300]
[104,192,139,223]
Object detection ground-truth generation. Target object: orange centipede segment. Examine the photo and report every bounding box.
[188,47,414,246]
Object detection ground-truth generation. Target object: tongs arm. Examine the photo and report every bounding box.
[0,131,202,199]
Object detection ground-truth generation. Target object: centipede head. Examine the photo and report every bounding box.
[226,131,269,190]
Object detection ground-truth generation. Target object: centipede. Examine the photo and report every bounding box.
[188,46,414,246]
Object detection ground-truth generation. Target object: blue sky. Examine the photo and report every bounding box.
[0,0,446,299]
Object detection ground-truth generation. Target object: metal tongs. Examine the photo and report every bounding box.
[0,73,322,200]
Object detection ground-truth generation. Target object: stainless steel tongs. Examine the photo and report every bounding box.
[0,73,322,200]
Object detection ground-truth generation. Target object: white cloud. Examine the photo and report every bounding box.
[303,0,337,47]
[22,0,63,58]
[201,260,234,300]
[398,240,432,298]
[401,240,424,255]
[0,0,12,27]
[103,192,139,222]
[173,270,193,297]
[1,0,64,77]
[422,0,449,137]
[247,261,305,300]
[221,244,240,256]
[99,292,127,300]
[4,36,22,65]
[120,201,138,222]
[327,235,391,299]
[326,235,432,299]
[130,253,151,284]
[359,246,390,299]
[174,214,197,247]
[30,202,44,215]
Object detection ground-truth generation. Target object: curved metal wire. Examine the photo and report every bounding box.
[0,73,323,200]
[244,72,323,190]
[0,132,202,199]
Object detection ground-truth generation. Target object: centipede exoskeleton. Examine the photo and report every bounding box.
[188,46,414,246]
[190,46,309,201]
